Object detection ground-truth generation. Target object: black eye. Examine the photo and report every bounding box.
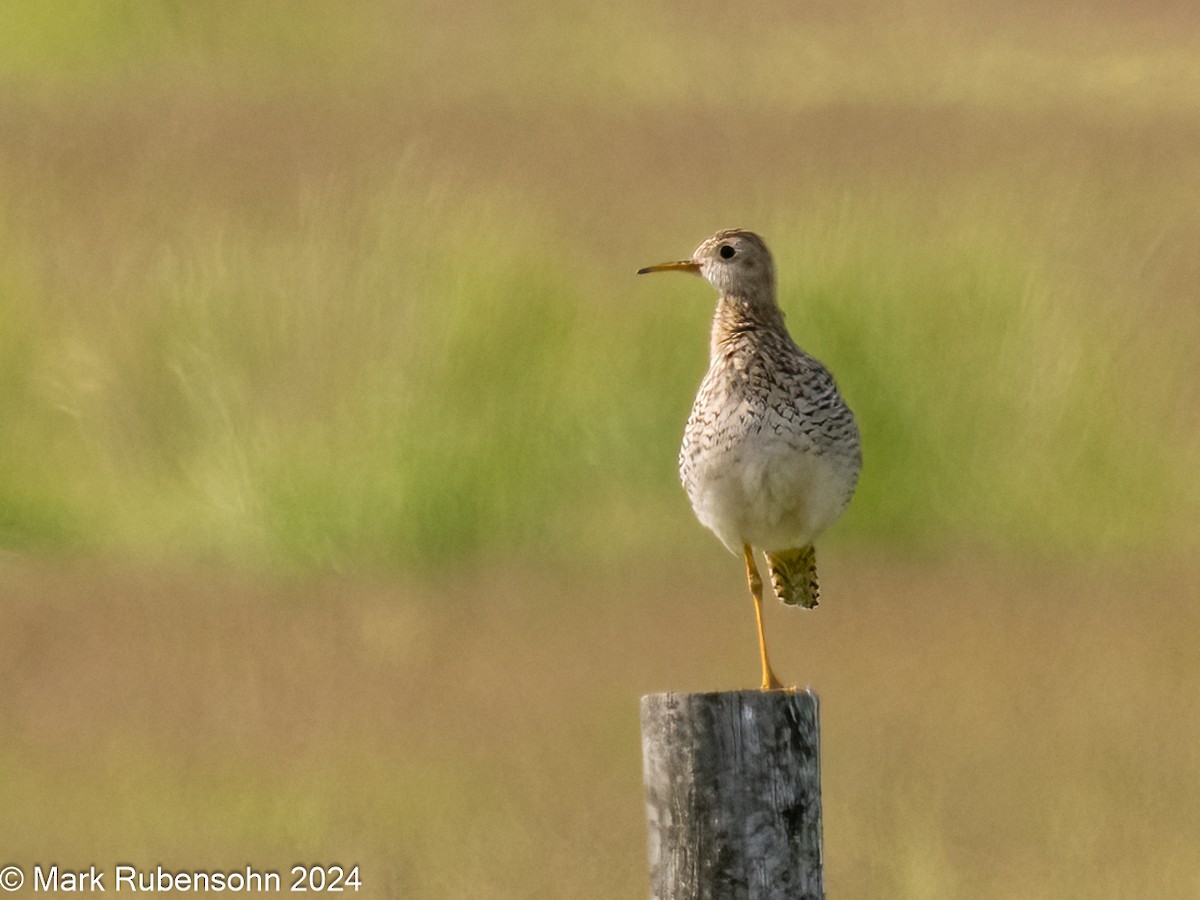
[719,244,736,260]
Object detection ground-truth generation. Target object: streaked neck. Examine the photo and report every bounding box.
[711,291,787,357]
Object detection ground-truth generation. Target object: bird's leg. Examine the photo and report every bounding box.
[743,543,785,691]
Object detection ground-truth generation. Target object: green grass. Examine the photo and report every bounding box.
[0,3,1197,570]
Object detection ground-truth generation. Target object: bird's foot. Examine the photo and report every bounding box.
[760,673,794,692]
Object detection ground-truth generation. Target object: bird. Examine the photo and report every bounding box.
[638,229,861,690]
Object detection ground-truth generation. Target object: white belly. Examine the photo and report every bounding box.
[683,431,851,554]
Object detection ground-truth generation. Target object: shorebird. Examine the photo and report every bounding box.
[639,229,861,690]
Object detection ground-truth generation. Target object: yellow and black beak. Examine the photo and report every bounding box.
[637,259,701,276]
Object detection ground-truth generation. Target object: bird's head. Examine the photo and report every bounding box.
[638,229,776,299]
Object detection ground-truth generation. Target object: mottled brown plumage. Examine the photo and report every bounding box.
[639,229,861,688]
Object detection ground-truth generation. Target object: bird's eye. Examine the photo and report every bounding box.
[719,244,736,260]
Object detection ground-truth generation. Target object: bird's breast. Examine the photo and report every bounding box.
[678,358,859,552]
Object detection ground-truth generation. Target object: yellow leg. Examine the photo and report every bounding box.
[743,543,785,691]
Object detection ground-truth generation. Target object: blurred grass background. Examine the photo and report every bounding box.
[2,0,1198,568]
[2,1,1199,898]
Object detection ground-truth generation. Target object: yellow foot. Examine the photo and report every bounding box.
[760,669,791,691]
[761,681,799,692]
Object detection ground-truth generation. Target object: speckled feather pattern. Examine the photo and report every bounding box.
[675,232,861,593]
[641,228,861,678]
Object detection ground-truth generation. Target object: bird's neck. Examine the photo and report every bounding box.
[710,292,788,357]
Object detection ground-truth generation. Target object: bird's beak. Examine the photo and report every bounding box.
[637,259,701,276]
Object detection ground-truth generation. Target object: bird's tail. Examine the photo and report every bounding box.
[764,545,819,608]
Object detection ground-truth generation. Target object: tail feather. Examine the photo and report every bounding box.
[764,545,819,608]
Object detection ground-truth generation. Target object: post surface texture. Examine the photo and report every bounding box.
[641,690,823,900]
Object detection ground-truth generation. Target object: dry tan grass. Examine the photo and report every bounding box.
[3,552,1197,897]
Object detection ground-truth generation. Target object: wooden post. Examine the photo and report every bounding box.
[640,690,823,900]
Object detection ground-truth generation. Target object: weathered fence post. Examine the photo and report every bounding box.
[640,690,823,900]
